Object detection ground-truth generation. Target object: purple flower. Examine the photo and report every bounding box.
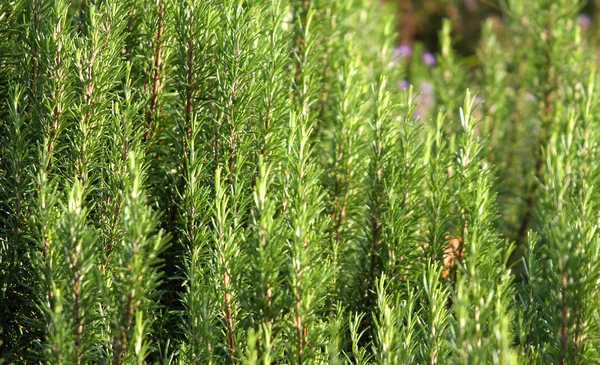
[398,79,410,90]
[394,44,412,59]
[422,51,436,67]
[414,81,435,118]
[579,13,592,30]
[419,81,434,96]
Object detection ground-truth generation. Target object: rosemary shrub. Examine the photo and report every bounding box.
[1,0,599,363]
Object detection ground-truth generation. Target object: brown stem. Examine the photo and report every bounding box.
[78,43,97,184]
[51,18,64,133]
[333,199,347,245]
[113,295,133,365]
[113,236,139,364]
[293,0,310,100]
[27,0,40,118]
[223,271,236,361]
[185,37,195,138]
[145,0,165,142]
[294,287,304,365]
[41,9,68,310]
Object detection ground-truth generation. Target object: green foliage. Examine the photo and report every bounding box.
[1,0,600,364]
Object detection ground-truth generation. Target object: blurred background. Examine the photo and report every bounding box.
[387,0,598,57]
[384,0,600,120]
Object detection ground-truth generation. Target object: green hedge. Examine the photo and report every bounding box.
[0,0,599,363]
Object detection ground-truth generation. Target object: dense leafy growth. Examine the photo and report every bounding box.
[1,0,599,363]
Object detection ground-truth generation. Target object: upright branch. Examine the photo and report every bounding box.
[365,81,390,307]
[451,91,518,363]
[109,152,167,364]
[46,182,100,364]
[27,0,41,118]
[517,23,555,244]
[285,2,332,363]
[185,36,194,133]
[32,1,75,318]
[145,0,165,142]
[327,43,367,253]
[293,0,310,96]
[213,168,237,361]
[48,6,68,162]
